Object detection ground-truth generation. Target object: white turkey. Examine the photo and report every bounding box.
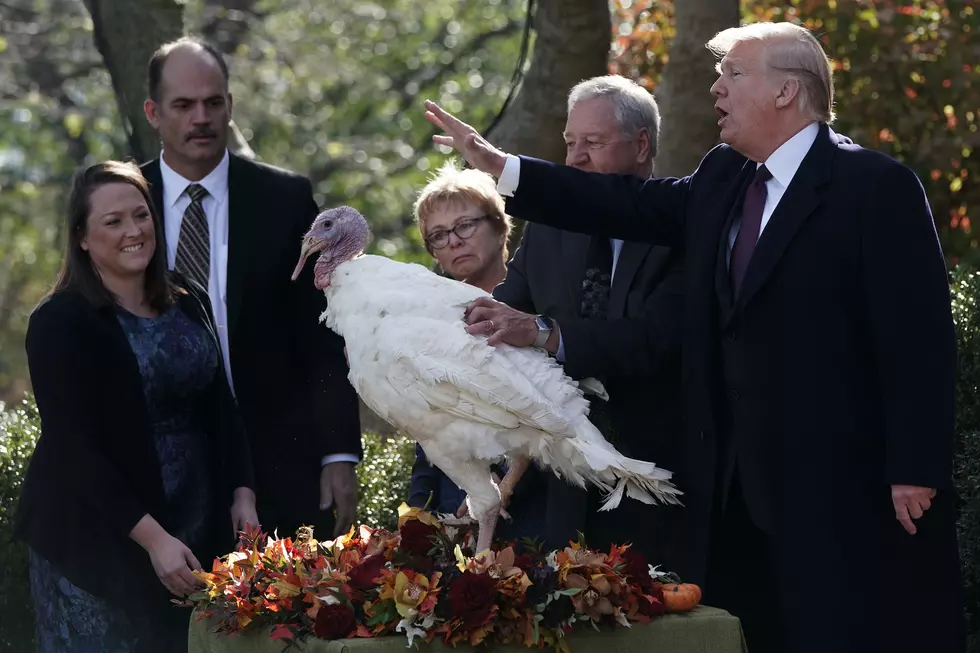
[291,206,682,553]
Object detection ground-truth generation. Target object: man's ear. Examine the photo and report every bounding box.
[775,77,801,110]
[635,127,652,165]
[144,98,160,129]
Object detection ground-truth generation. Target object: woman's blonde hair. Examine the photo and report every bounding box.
[413,159,512,258]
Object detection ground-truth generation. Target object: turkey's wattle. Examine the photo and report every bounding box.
[295,206,682,554]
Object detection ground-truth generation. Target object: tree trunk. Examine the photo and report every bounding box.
[653,0,740,177]
[485,0,611,164]
[484,0,611,255]
[83,0,254,163]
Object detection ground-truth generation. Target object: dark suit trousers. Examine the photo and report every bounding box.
[704,469,784,653]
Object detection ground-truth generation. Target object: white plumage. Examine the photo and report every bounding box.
[294,206,681,551]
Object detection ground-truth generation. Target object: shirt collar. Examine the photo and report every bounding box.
[159,149,230,208]
[762,122,819,187]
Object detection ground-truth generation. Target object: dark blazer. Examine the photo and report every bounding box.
[15,279,251,614]
[503,124,963,651]
[492,223,685,568]
[141,154,361,538]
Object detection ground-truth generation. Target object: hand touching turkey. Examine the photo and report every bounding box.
[292,206,682,553]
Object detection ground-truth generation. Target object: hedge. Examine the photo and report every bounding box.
[3,268,980,648]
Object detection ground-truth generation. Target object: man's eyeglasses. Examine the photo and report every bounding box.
[425,216,489,250]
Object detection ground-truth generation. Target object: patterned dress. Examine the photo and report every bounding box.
[30,303,217,653]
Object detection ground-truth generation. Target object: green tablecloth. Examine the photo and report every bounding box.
[188,605,747,653]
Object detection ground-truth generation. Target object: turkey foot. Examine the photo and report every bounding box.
[496,454,530,516]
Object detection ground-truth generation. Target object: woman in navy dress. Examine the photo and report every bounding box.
[16,161,257,652]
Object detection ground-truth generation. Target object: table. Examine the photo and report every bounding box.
[188,605,747,653]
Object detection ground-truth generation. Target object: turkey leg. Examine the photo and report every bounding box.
[475,504,500,554]
[496,454,530,516]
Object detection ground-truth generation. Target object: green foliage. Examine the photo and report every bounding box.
[0,0,528,403]
[185,0,526,266]
[356,431,416,532]
[0,396,40,650]
[950,266,980,652]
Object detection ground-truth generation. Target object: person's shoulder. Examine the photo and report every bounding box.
[524,221,562,244]
[138,157,161,178]
[831,131,920,184]
[691,143,748,180]
[231,153,311,189]
[28,290,99,336]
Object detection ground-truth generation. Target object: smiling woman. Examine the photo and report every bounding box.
[15,161,257,653]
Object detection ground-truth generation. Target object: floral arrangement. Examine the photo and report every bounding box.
[184,504,701,651]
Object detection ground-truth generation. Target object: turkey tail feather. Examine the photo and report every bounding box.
[550,422,683,511]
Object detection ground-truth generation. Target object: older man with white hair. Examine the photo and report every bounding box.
[465,74,686,574]
[425,21,964,653]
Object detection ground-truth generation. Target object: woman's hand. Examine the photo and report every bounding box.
[130,513,203,597]
[148,535,204,597]
[230,487,259,537]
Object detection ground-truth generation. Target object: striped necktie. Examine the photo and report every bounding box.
[174,183,210,289]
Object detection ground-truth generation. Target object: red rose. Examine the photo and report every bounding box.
[513,554,534,570]
[449,571,497,627]
[399,519,438,556]
[348,554,386,591]
[314,603,356,639]
[622,550,653,592]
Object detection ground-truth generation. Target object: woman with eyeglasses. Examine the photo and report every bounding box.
[405,161,546,542]
[415,161,510,293]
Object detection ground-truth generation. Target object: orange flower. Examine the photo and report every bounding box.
[566,572,616,621]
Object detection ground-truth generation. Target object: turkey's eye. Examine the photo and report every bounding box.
[323,220,333,229]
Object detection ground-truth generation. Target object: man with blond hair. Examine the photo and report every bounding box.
[461,74,687,574]
[425,21,963,653]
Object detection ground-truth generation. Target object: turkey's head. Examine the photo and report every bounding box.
[292,206,370,289]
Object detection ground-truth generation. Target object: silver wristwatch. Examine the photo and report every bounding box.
[532,315,554,348]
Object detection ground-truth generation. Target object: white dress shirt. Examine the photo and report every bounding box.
[726,122,819,262]
[160,150,235,395]
[160,151,358,467]
[496,122,819,360]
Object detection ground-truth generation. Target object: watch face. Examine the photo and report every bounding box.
[535,316,553,331]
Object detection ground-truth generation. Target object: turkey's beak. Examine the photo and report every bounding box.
[291,237,315,282]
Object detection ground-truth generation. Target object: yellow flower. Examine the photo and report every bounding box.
[397,502,441,529]
[392,571,430,619]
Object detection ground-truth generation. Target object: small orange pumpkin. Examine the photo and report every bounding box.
[660,583,702,613]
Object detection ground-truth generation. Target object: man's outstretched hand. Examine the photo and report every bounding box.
[424,100,509,177]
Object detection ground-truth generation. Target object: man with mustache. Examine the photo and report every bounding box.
[139,37,362,544]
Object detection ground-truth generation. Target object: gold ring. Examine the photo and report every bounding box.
[488,320,496,333]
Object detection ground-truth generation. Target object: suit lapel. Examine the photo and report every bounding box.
[733,123,835,313]
[561,230,590,314]
[225,155,258,342]
[607,240,653,318]
[714,162,756,311]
